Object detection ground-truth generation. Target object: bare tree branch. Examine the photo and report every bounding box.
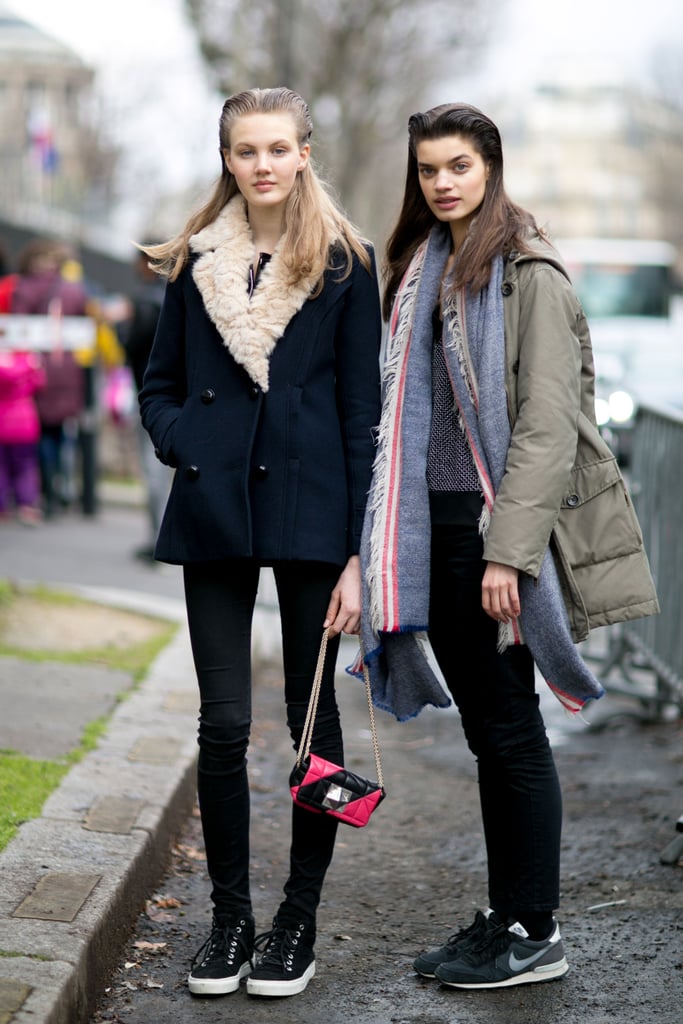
[182,0,494,242]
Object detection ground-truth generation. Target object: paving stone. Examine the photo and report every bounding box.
[0,978,31,1022]
[127,736,182,764]
[162,691,197,713]
[83,795,146,834]
[12,872,101,923]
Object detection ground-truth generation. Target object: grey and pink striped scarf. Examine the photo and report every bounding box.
[355,224,604,721]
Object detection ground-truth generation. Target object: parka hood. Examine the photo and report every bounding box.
[508,231,572,282]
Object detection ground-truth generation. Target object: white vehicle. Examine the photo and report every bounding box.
[555,237,683,462]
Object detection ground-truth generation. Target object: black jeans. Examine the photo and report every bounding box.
[428,521,563,919]
[183,559,344,931]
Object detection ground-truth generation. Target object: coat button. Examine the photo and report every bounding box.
[252,464,269,480]
[249,385,261,400]
[200,388,216,404]
[501,282,513,296]
[185,465,200,481]
[566,493,580,507]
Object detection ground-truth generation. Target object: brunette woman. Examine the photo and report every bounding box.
[360,103,657,990]
[140,87,381,999]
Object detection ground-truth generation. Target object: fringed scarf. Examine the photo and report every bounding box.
[356,224,604,721]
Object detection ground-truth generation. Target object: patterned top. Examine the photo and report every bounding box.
[427,308,479,492]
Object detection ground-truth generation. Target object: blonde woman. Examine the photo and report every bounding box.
[140,87,381,999]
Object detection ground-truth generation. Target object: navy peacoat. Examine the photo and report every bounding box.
[139,247,382,567]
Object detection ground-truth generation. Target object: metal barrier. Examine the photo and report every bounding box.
[587,403,683,721]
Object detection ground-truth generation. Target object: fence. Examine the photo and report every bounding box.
[587,403,683,721]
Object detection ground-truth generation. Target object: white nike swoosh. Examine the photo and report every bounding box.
[508,947,552,972]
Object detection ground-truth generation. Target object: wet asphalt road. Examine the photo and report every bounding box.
[2,500,681,1023]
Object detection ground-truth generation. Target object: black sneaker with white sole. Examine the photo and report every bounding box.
[435,919,569,989]
[413,908,501,978]
[188,915,254,995]
[246,917,315,997]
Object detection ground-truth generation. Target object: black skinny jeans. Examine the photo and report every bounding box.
[428,520,563,920]
[183,559,344,932]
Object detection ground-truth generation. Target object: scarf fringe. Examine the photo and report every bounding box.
[442,288,478,409]
[366,242,428,633]
[547,681,598,715]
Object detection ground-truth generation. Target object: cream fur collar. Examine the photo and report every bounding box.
[190,195,318,391]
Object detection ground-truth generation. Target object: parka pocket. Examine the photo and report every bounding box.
[554,456,643,569]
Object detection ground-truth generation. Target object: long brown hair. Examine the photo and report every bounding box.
[141,87,371,286]
[383,102,540,319]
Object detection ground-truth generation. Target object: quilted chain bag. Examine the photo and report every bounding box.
[289,628,386,828]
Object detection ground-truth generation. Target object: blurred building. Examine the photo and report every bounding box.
[496,79,683,272]
[0,6,96,231]
[0,6,133,292]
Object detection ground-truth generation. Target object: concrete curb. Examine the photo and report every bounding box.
[0,600,199,1024]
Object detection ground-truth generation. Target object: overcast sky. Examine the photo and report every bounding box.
[479,0,682,85]
[9,0,683,238]
[15,0,681,84]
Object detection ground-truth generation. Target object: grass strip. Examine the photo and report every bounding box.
[0,582,178,851]
[0,751,70,850]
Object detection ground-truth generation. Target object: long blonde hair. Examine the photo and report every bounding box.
[141,87,371,288]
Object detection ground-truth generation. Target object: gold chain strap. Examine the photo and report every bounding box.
[361,652,384,789]
[297,627,329,765]
[297,627,384,788]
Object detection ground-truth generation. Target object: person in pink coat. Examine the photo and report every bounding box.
[0,349,46,523]
[10,239,87,515]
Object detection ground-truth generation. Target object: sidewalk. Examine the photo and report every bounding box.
[91,632,683,1024]
[0,589,199,1024]
[0,526,286,1024]
[0,511,681,1022]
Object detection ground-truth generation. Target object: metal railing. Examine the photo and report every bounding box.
[587,403,683,720]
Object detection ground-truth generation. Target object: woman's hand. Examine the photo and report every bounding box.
[324,555,362,636]
[482,561,520,624]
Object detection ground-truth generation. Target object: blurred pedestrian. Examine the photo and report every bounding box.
[0,244,45,522]
[0,242,17,312]
[119,248,173,561]
[11,239,87,515]
[139,87,381,998]
[360,103,659,990]
[0,348,45,524]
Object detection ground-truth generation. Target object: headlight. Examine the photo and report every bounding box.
[608,390,635,423]
[595,397,611,426]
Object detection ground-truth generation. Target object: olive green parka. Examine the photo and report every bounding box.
[483,235,659,642]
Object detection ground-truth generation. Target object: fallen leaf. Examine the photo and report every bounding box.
[133,941,168,952]
[175,844,206,861]
[145,903,176,923]
[152,895,182,908]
